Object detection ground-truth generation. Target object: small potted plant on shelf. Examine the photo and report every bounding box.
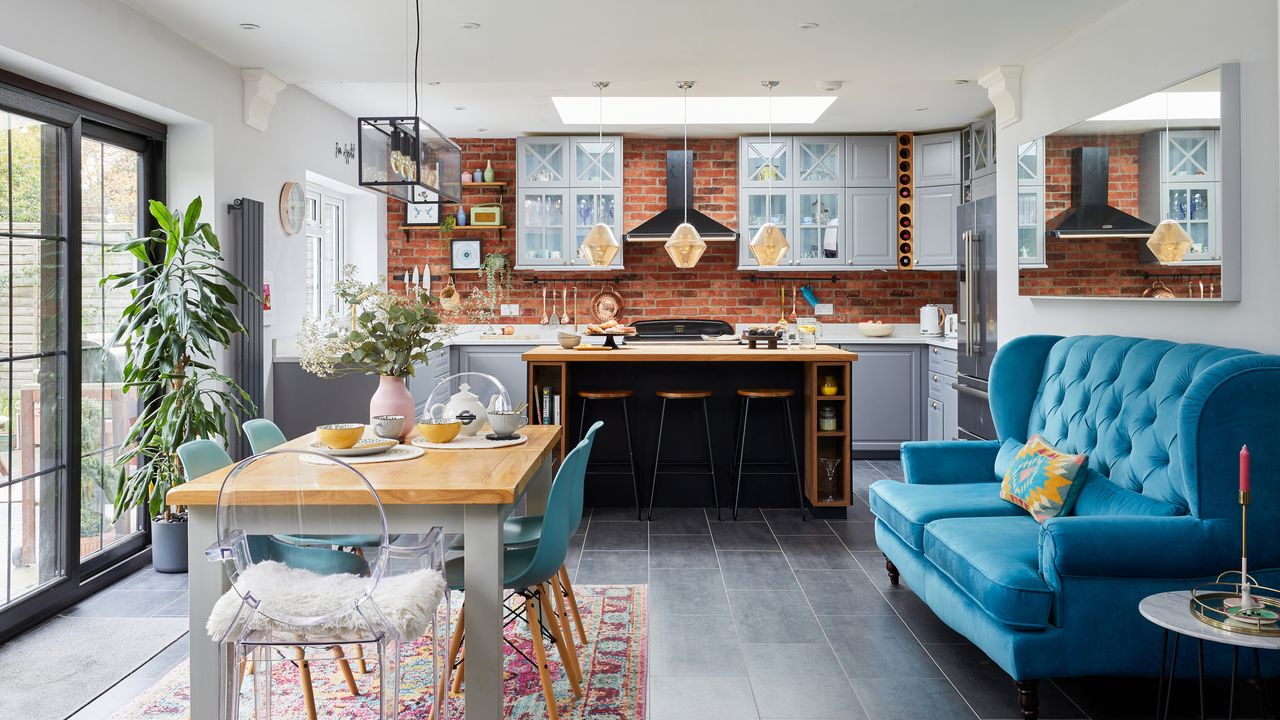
[105,197,255,573]
[297,266,453,435]
[438,213,456,242]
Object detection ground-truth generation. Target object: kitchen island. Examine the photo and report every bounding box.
[523,344,858,512]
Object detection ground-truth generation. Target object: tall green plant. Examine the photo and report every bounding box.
[105,197,255,519]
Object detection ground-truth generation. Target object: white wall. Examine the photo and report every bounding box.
[996,0,1280,352]
[0,0,389,413]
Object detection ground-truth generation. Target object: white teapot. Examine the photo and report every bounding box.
[429,383,507,436]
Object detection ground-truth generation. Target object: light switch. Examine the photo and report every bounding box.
[500,304,521,316]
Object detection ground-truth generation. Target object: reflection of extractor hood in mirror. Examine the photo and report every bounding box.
[1046,146,1156,239]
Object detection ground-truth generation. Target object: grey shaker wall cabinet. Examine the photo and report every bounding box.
[913,183,961,269]
[913,131,963,187]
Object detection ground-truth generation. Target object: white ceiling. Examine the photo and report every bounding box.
[120,0,1129,137]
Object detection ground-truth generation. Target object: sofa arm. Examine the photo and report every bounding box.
[1039,516,1231,585]
[900,440,1001,485]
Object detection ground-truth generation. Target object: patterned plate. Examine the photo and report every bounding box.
[308,438,398,457]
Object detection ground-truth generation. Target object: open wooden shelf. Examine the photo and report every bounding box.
[399,224,509,231]
[816,395,846,401]
[462,181,507,188]
[816,431,847,437]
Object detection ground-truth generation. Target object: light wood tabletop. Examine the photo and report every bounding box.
[166,425,563,507]
[522,344,857,362]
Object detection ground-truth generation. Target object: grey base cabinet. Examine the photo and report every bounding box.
[454,345,534,411]
[926,345,959,441]
[842,344,922,454]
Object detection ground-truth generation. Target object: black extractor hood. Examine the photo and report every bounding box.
[624,150,739,242]
[1046,146,1155,239]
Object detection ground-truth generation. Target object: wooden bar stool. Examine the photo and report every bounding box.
[647,390,720,521]
[731,388,806,521]
[577,389,642,519]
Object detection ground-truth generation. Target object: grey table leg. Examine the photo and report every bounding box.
[524,455,554,516]
[187,506,228,720]
[463,504,507,720]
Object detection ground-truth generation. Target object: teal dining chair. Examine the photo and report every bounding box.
[443,430,598,720]
[242,418,288,454]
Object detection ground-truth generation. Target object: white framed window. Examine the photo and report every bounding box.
[304,189,344,318]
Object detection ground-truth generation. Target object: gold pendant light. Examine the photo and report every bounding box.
[750,80,789,266]
[580,81,621,266]
[1146,219,1194,263]
[665,80,708,269]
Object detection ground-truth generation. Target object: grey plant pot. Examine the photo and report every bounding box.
[151,517,189,574]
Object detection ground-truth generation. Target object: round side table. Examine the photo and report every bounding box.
[1140,591,1280,720]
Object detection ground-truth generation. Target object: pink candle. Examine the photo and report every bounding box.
[1241,445,1251,493]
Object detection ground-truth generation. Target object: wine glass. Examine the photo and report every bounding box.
[819,457,841,503]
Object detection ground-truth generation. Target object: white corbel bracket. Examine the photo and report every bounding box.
[242,69,287,132]
[978,66,1023,129]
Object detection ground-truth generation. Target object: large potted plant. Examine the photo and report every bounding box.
[297,266,450,436]
[106,197,254,573]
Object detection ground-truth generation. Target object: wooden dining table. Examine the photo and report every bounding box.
[167,424,563,720]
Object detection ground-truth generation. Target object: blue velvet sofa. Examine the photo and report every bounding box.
[869,335,1280,719]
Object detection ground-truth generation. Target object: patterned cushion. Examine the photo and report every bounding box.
[999,435,1087,523]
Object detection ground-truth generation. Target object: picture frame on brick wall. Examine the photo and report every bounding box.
[451,238,482,271]
[406,199,440,226]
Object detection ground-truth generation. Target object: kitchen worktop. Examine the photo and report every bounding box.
[522,344,857,362]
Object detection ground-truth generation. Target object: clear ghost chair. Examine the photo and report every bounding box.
[204,449,449,720]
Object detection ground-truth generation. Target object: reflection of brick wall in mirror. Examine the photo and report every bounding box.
[1019,133,1221,299]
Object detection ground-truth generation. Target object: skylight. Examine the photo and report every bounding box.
[1088,92,1220,122]
[552,96,836,125]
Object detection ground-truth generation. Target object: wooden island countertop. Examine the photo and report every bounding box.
[522,344,857,362]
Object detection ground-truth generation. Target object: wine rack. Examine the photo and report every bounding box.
[895,132,915,269]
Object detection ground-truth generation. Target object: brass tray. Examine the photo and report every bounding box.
[1190,572,1280,636]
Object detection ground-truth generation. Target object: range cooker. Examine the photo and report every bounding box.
[625,318,734,343]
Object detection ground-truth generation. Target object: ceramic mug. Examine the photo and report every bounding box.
[488,412,527,439]
[372,415,407,440]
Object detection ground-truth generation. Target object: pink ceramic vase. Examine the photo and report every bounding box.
[369,375,415,440]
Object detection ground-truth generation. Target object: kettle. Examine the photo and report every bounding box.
[943,313,959,338]
[429,383,506,436]
[919,304,945,337]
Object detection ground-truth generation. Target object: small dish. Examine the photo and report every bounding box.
[417,419,462,444]
[558,334,582,349]
[316,423,365,449]
[309,438,397,457]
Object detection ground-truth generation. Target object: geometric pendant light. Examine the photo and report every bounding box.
[580,81,622,266]
[1145,219,1194,263]
[665,81,708,268]
[750,80,789,266]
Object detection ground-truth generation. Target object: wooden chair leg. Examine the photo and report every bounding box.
[549,575,584,688]
[451,609,467,694]
[525,591,561,720]
[351,643,369,674]
[295,647,319,720]
[539,582,582,697]
[429,604,465,720]
[332,645,361,696]
[559,565,588,645]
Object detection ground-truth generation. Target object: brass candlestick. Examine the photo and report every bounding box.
[1240,490,1258,609]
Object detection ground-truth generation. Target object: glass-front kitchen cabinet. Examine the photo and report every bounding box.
[1017,139,1046,266]
[794,191,845,264]
[738,189,791,268]
[794,137,844,187]
[740,137,791,187]
[516,136,624,268]
[1138,129,1221,263]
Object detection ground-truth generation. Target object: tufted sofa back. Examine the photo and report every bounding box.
[991,335,1255,515]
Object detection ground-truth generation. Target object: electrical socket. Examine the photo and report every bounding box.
[499,304,521,316]
[814,303,834,316]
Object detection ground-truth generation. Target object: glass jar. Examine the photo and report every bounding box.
[818,405,838,432]
[820,376,839,396]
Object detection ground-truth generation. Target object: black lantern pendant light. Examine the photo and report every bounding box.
[357,0,462,203]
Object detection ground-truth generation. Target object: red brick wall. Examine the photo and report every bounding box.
[388,138,957,323]
[1019,134,1220,298]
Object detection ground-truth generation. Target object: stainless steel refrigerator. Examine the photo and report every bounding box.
[955,196,997,440]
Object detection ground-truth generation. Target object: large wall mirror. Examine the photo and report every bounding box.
[1017,64,1240,300]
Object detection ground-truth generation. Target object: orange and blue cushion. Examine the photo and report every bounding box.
[999,435,1087,523]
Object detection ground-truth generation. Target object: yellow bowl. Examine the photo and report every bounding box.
[417,420,462,444]
[316,423,365,449]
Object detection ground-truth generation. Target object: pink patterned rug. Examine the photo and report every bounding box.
[111,585,646,719]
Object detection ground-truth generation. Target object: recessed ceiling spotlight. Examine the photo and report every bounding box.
[454,106,467,111]
[238,22,260,30]
[954,79,970,85]
[427,81,441,86]
[914,107,929,112]
[477,127,488,132]
[459,22,481,30]
[796,22,819,29]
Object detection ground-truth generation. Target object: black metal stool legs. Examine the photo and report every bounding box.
[579,395,642,520]
[732,396,805,521]
[732,397,750,521]
[622,397,641,520]
[646,398,668,521]
[650,396,719,521]
[781,397,807,521]
[702,398,722,521]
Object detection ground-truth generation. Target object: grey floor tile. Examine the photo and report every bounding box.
[763,508,833,536]
[711,506,764,522]
[869,460,905,481]
[583,520,648,551]
[153,593,189,618]
[133,634,190,678]
[650,534,719,569]
[67,671,167,720]
[820,614,943,680]
[710,521,780,551]
[843,496,875,522]
[850,550,912,596]
[650,568,730,615]
[884,587,968,644]
[649,676,759,720]
[849,676,976,720]
[64,589,185,618]
[565,533,585,571]
[589,506,643,522]
[926,643,1086,719]
[575,550,648,584]
[719,550,799,591]
[119,568,190,593]
[728,589,826,644]
[648,507,712,534]
[650,613,747,678]
[742,643,866,719]
[827,521,878,551]
[576,508,591,534]
[853,486,871,506]
[777,535,858,570]
[794,569,893,616]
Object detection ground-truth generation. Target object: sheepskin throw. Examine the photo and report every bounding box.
[206,560,446,641]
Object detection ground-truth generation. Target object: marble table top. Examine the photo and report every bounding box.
[1140,591,1280,650]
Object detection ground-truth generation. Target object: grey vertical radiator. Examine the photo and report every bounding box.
[227,198,264,459]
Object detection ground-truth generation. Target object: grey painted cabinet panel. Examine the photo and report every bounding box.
[844,345,922,453]
[914,184,960,268]
[846,135,896,187]
[927,397,944,443]
[846,187,896,267]
[455,345,534,410]
[914,131,962,187]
